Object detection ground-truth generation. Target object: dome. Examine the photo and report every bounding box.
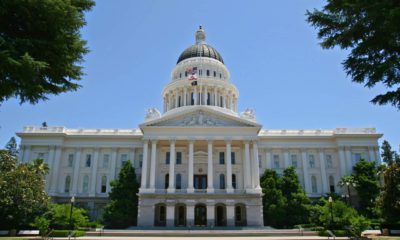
[176,26,224,64]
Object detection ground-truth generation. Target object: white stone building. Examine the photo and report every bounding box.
[17,27,382,227]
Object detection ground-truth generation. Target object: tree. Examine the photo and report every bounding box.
[0,0,95,106]
[260,169,286,227]
[378,162,400,224]
[260,167,311,228]
[103,161,139,228]
[312,198,359,230]
[381,140,400,166]
[0,150,50,229]
[338,175,356,205]
[352,159,380,218]
[47,204,89,230]
[4,136,18,157]
[280,167,311,227]
[306,1,400,109]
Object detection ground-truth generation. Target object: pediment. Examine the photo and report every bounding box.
[141,106,261,128]
[144,109,257,128]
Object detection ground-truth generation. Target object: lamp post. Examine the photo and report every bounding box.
[328,196,333,230]
[69,196,75,230]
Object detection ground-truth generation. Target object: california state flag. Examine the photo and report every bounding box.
[187,67,198,80]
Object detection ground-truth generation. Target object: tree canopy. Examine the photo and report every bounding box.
[103,161,139,228]
[306,1,400,109]
[0,0,95,105]
[0,150,49,229]
[260,167,310,228]
[4,136,18,157]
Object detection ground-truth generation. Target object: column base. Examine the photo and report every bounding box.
[226,188,234,193]
[246,188,262,194]
[140,188,155,193]
[187,188,194,193]
[167,188,175,193]
[207,188,214,193]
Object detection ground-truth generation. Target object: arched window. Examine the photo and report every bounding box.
[191,93,195,105]
[311,175,317,193]
[232,174,237,189]
[101,176,107,193]
[64,175,71,193]
[219,174,225,189]
[213,71,216,77]
[206,69,210,76]
[178,96,181,107]
[220,96,223,107]
[83,175,89,193]
[329,175,335,193]
[165,174,169,189]
[176,174,182,190]
[207,93,211,105]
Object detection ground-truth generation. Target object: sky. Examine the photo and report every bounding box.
[0,0,398,150]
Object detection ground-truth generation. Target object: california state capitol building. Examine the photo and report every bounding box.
[16,27,382,227]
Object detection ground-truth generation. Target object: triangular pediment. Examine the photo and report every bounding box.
[140,106,261,128]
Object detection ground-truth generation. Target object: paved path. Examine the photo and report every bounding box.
[48,237,349,240]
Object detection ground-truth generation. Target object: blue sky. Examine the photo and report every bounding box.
[0,0,398,150]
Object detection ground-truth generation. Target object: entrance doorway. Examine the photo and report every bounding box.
[215,204,227,226]
[194,204,207,226]
[194,175,207,190]
[175,205,186,227]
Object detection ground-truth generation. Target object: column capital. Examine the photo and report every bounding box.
[243,140,250,145]
[169,139,176,144]
[188,139,195,144]
[207,139,213,144]
[224,139,232,144]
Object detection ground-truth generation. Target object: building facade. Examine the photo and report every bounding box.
[17,27,382,227]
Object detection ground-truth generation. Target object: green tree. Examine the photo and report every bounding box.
[4,136,18,157]
[312,198,359,230]
[47,203,89,230]
[0,150,49,229]
[352,159,380,217]
[306,1,400,109]
[280,167,311,227]
[260,169,286,227]
[260,167,311,228]
[381,140,395,166]
[0,0,95,105]
[103,161,139,228]
[378,162,400,224]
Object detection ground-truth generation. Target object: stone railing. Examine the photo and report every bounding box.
[22,126,142,135]
[259,128,376,136]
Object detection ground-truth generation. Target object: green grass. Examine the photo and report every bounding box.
[0,238,28,240]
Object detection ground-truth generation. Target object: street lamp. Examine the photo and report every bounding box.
[328,196,333,230]
[69,196,75,230]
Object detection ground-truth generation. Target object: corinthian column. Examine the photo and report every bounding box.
[207,140,214,193]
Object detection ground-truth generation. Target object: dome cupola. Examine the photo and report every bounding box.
[177,26,224,64]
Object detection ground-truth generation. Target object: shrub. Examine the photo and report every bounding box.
[349,216,371,237]
[33,216,50,236]
[50,230,85,237]
[48,204,89,229]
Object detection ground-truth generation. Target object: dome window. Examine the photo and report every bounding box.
[206,70,210,76]
[214,71,216,77]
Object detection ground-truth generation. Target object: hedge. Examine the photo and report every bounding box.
[49,230,85,237]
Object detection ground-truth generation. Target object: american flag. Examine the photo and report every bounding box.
[186,67,198,80]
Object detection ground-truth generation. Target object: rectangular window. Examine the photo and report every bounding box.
[68,154,74,167]
[176,152,182,164]
[273,154,280,169]
[291,154,298,168]
[103,154,110,168]
[231,152,235,164]
[326,154,333,168]
[139,154,143,167]
[219,152,225,164]
[259,154,262,167]
[166,152,170,164]
[308,154,315,168]
[121,154,128,166]
[213,71,216,77]
[206,69,210,76]
[85,154,91,167]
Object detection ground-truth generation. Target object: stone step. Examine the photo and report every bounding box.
[86,229,319,237]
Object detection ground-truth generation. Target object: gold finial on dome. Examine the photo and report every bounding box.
[195,25,206,44]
